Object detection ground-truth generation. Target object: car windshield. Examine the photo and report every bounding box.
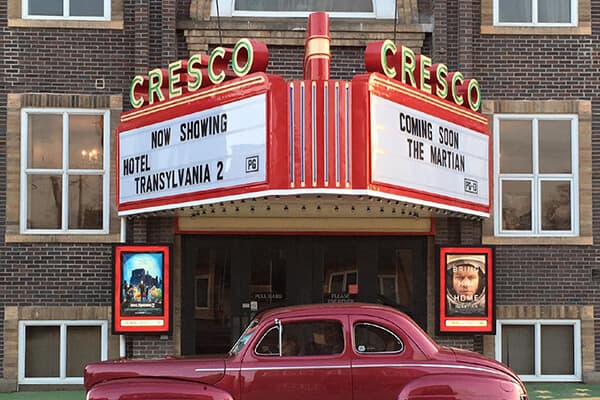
[229,318,260,355]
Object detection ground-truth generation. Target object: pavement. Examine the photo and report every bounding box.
[0,383,600,399]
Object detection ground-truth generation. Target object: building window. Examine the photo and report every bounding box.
[494,0,576,25]
[494,115,578,237]
[20,109,110,234]
[213,0,395,18]
[18,320,108,384]
[23,0,110,20]
[495,320,581,381]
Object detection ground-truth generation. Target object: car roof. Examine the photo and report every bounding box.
[254,302,440,358]
[257,302,406,320]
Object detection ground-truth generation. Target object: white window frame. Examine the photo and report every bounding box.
[493,0,577,27]
[22,0,111,21]
[212,0,395,19]
[18,320,109,385]
[493,114,579,237]
[329,270,357,293]
[20,108,110,235]
[495,319,581,382]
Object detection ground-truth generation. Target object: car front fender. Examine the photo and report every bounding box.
[86,377,234,400]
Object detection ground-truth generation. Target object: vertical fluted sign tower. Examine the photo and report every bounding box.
[303,12,331,80]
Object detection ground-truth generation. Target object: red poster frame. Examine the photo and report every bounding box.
[438,246,495,334]
[112,244,171,335]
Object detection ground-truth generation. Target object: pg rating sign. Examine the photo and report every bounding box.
[370,93,489,215]
[118,94,267,207]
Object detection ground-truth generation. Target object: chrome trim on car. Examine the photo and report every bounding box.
[241,364,351,371]
[194,368,227,372]
[237,362,506,375]
[352,363,508,377]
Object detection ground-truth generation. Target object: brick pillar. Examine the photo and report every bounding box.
[457,0,474,76]
[132,218,148,243]
[162,0,177,65]
[134,0,150,75]
[433,0,447,64]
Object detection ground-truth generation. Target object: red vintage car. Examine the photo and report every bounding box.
[84,303,528,400]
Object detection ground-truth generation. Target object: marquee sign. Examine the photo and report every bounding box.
[366,77,489,215]
[119,94,267,206]
[116,12,490,218]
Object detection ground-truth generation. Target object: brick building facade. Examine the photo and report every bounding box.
[0,0,598,391]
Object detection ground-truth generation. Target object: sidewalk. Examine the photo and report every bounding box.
[0,384,599,399]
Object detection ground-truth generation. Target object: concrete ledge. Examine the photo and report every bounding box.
[17,384,85,391]
[0,379,17,393]
[584,371,600,384]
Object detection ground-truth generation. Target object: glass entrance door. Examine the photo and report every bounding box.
[181,235,426,355]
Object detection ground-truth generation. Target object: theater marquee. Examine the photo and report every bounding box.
[116,13,490,218]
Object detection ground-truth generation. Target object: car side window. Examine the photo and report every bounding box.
[255,326,280,356]
[354,322,404,354]
[255,320,345,357]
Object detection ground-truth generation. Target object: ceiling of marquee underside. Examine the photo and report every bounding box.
[129,194,484,221]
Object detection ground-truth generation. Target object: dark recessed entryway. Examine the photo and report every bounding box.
[181,235,426,355]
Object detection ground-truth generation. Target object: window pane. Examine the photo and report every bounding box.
[28,0,63,16]
[250,247,286,309]
[323,244,356,302]
[235,0,373,12]
[70,0,105,17]
[28,175,62,229]
[68,175,103,229]
[255,326,280,355]
[25,326,60,377]
[538,0,571,22]
[498,0,532,22]
[28,114,62,169]
[541,325,574,375]
[354,323,403,353]
[538,120,571,174]
[288,320,344,356]
[541,181,571,231]
[501,325,534,374]
[377,248,413,310]
[196,277,209,308]
[69,115,104,170]
[499,119,532,173]
[502,180,532,230]
[67,326,101,377]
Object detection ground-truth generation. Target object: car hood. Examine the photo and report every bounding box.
[84,355,226,391]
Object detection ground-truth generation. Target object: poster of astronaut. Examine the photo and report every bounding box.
[113,245,171,334]
[439,246,495,334]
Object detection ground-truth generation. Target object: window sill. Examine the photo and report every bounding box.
[5,232,121,243]
[481,25,591,35]
[482,235,592,246]
[8,18,123,29]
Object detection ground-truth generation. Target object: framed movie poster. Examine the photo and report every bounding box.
[113,244,171,334]
[438,246,495,334]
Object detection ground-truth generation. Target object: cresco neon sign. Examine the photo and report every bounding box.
[129,38,269,108]
[130,37,481,112]
[365,40,481,111]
